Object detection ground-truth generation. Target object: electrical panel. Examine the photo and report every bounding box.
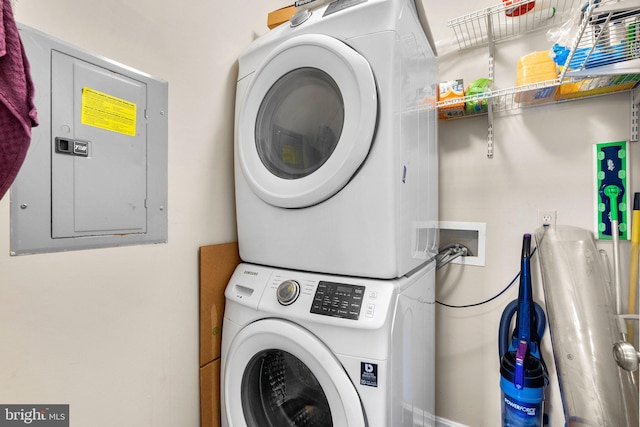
[10,24,168,255]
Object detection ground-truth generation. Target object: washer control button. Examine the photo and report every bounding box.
[366,303,375,318]
[277,280,300,306]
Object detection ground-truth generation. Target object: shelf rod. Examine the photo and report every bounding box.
[487,7,495,81]
[632,89,640,142]
[487,7,495,157]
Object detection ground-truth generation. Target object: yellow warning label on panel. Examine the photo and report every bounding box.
[81,87,137,136]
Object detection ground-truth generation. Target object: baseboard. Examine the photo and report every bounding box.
[435,416,470,427]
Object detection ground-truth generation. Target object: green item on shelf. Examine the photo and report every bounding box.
[465,78,492,114]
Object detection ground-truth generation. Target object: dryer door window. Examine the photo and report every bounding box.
[222,319,367,427]
[255,67,343,180]
[237,34,377,208]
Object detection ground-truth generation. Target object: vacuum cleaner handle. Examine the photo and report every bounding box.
[499,301,547,359]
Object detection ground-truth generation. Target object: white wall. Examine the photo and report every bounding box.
[1,0,287,426]
[427,1,640,426]
[1,1,638,426]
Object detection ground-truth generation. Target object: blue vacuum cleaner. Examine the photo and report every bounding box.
[499,234,548,427]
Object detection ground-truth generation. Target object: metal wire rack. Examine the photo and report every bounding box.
[440,0,640,116]
[436,0,640,156]
[438,73,640,118]
[447,0,579,50]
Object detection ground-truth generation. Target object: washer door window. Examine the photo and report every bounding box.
[242,349,333,426]
[223,319,366,427]
[238,34,377,208]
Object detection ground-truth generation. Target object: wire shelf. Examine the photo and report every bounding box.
[560,0,640,78]
[437,73,640,117]
[439,0,640,117]
[448,0,580,50]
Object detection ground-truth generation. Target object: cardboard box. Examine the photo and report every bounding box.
[199,242,240,427]
[200,359,221,427]
[558,75,640,100]
[438,79,465,119]
[199,242,240,366]
[268,5,297,29]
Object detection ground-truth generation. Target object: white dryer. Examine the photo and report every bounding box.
[234,0,438,279]
[220,261,436,427]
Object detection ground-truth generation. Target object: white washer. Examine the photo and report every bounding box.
[220,261,436,427]
[235,0,438,279]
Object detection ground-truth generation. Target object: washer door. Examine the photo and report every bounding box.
[223,319,367,427]
[237,34,377,208]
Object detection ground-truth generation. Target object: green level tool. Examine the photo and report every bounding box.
[596,141,629,240]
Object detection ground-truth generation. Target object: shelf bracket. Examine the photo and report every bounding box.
[488,101,494,158]
[632,89,640,142]
[487,8,495,157]
[487,7,495,81]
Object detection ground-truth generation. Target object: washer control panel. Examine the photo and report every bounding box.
[310,281,365,320]
[226,264,403,328]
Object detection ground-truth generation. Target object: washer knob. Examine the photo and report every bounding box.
[277,280,300,306]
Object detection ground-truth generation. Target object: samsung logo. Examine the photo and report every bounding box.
[243,271,258,276]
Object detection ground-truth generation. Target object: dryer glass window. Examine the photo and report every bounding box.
[255,68,344,180]
[241,349,333,426]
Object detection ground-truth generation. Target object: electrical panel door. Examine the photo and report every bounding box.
[51,51,148,238]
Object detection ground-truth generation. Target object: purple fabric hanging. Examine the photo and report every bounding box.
[0,0,38,201]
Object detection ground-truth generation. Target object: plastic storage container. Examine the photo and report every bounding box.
[515,51,558,104]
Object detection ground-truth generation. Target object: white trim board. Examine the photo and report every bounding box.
[436,416,470,427]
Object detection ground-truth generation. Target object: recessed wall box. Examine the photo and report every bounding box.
[439,221,486,267]
[10,24,168,255]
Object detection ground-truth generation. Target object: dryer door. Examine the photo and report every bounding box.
[223,319,367,427]
[237,34,377,208]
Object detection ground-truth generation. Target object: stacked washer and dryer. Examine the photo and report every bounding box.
[221,0,438,425]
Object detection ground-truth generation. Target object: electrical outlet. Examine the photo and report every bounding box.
[538,209,557,227]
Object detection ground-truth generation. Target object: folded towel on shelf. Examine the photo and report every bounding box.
[0,0,38,200]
